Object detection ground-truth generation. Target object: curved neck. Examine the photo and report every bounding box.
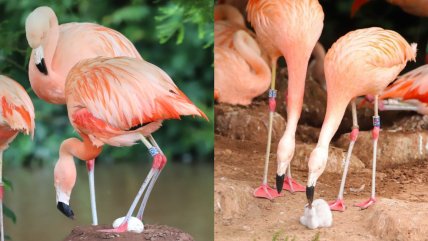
[234,32,270,85]
[317,97,350,148]
[59,134,102,161]
[41,8,60,73]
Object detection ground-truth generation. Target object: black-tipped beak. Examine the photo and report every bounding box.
[57,202,74,219]
[306,186,315,208]
[276,174,285,194]
[36,58,48,75]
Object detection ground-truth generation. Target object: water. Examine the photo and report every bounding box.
[4,162,213,241]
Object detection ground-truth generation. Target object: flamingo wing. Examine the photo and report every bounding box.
[66,56,207,132]
[381,64,428,103]
[0,75,35,137]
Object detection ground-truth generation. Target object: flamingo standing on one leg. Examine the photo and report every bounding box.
[304,27,416,211]
[25,6,142,225]
[379,64,428,114]
[54,56,206,232]
[0,75,35,241]
[246,0,324,199]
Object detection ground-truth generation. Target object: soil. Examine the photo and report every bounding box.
[63,225,194,241]
[214,68,428,241]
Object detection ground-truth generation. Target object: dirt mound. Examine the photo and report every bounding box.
[215,103,286,142]
[367,198,428,241]
[292,143,365,174]
[63,225,193,241]
[335,130,428,169]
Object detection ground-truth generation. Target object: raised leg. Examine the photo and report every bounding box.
[329,99,359,212]
[355,96,379,209]
[86,159,98,225]
[282,165,306,193]
[254,61,281,200]
[100,135,166,233]
[0,151,4,241]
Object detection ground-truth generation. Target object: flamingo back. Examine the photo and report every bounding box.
[246,0,324,60]
[324,27,416,101]
[65,56,207,134]
[381,64,428,103]
[0,75,35,142]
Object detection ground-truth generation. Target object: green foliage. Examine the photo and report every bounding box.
[3,204,16,224]
[0,0,213,166]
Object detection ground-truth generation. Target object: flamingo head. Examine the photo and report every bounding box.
[54,154,76,219]
[306,146,328,208]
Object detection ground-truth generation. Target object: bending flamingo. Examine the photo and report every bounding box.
[247,0,324,199]
[25,6,142,225]
[0,75,35,241]
[305,27,416,211]
[54,56,206,232]
[380,64,428,114]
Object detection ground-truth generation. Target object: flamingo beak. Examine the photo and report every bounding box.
[34,46,48,75]
[306,185,315,209]
[276,174,284,193]
[57,202,74,219]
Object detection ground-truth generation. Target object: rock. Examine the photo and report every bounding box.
[367,198,428,241]
[296,124,320,143]
[335,130,428,169]
[292,143,365,173]
[214,178,257,222]
[215,102,286,142]
[389,114,428,131]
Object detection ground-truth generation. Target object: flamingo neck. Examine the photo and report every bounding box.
[317,98,350,149]
[59,135,102,161]
[42,9,59,74]
[283,55,310,137]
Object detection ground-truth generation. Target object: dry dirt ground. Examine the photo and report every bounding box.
[214,73,428,241]
[63,225,194,241]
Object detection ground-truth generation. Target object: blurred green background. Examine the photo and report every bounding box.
[0,0,213,240]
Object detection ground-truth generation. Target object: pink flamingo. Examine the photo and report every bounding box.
[0,75,35,241]
[305,27,416,211]
[54,56,206,232]
[351,0,428,17]
[25,6,142,224]
[380,64,428,114]
[246,0,324,199]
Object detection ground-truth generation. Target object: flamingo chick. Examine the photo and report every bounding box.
[380,64,428,114]
[247,0,324,199]
[54,56,206,232]
[0,75,35,241]
[25,6,142,225]
[306,27,416,211]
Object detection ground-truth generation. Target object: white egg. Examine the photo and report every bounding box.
[112,216,145,233]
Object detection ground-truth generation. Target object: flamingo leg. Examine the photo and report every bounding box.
[100,135,165,233]
[136,135,163,220]
[329,99,359,212]
[86,159,98,225]
[0,151,4,241]
[355,95,379,209]
[282,164,306,193]
[254,61,281,200]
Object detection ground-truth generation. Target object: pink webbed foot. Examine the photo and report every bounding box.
[354,197,376,209]
[99,222,128,233]
[329,199,346,212]
[253,184,282,200]
[283,177,306,193]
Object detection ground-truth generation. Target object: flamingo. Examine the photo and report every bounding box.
[246,0,324,199]
[351,0,428,64]
[305,27,416,211]
[54,56,206,232]
[25,6,142,225]
[379,64,428,114]
[0,75,35,241]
